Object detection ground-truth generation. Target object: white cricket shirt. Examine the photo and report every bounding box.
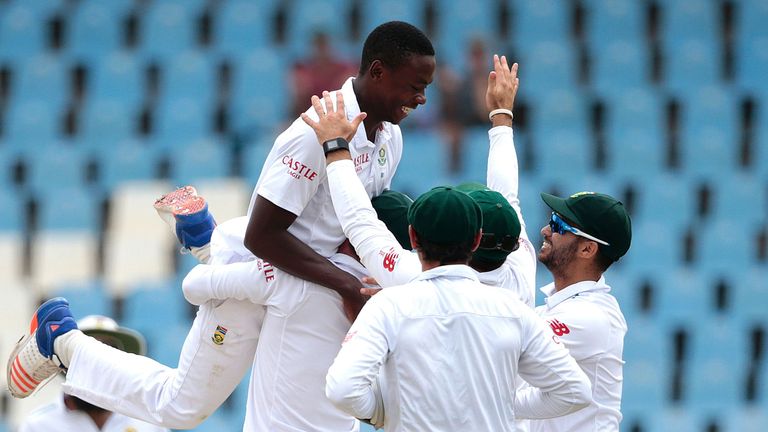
[530,277,627,432]
[327,126,536,306]
[248,77,402,258]
[183,252,368,432]
[19,396,168,432]
[326,265,592,432]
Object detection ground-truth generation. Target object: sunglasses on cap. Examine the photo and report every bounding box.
[478,233,520,252]
[549,212,610,246]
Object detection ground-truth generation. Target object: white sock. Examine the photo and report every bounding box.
[53,330,87,368]
[190,243,211,264]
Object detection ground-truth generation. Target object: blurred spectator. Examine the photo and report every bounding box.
[438,38,493,173]
[290,31,357,117]
[18,315,168,432]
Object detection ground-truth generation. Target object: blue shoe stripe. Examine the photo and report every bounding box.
[34,298,77,359]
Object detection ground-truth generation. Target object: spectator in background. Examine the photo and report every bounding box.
[18,315,168,432]
[290,31,357,118]
[438,37,495,173]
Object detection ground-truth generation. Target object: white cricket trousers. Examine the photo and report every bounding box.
[62,298,264,429]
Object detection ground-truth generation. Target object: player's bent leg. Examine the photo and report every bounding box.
[154,186,216,264]
[6,298,78,398]
[61,299,264,429]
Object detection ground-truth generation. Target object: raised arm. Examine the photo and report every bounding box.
[302,91,421,287]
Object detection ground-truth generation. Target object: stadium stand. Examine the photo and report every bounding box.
[0,0,765,431]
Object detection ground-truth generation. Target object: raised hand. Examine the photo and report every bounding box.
[485,55,519,113]
[300,91,367,144]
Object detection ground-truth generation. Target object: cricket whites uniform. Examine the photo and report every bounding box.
[182,248,370,431]
[327,126,536,306]
[326,265,592,432]
[248,77,402,258]
[530,277,627,432]
[19,396,168,432]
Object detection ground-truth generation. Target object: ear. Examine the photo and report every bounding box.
[578,239,600,260]
[369,59,385,81]
[408,225,419,250]
[470,229,483,252]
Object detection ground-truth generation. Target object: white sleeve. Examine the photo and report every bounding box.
[327,160,421,287]
[514,310,592,419]
[254,121,326,217]
[181,259,285,307]
[326,293,395,420]
[486,126,530,238]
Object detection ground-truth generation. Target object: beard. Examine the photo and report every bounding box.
[539,239,579,277]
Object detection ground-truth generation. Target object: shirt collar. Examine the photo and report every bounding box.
[414,264,481,283]
[540,276,610,310]
[341,77,389,150]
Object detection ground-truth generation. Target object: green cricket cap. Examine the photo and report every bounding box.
[540,191,632,261]
[408,186,483,245]
[371,190,414,250]
[456,182,521,263]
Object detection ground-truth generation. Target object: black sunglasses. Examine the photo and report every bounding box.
[478,233,520,252]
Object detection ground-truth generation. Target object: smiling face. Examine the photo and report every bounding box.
[538,222,581,275]
[369,54,436,124]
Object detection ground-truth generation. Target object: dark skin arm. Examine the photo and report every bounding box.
[244,196,365,321]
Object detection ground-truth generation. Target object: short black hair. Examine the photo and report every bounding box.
[359,21,435,74]
[416,231,475,265]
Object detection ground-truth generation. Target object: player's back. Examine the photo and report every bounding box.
[378,265,539,431]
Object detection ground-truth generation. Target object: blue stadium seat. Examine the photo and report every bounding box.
[26,141,88,193]
[513,0,570,48]
[433,0,495,70]
[535,127,592,183]
[723,406,768,432]
[215,0,273,56]
[169,136,231,183]
[52,280,113,319]
[517,172,549,238]
[711,173,765,225]
[459,126,492,184]
[663,37,721,94]
[122,280,188,335]
[0,3,46,62]
[622,220,682,274]
[160,51,216,105]
[230,49,288,134]
[80,99,136,145]
[0,186,24,231]
[634,174,694,229]
[66,1,127,62]
[737,35,768,97]
[730,267,768,325]
[153,97,211,143]
[285,0,352,59]
[390,130,453,197]
[361,0,424,40]
[139,1,198,60]
[607,127,665,180]
[240,133,277,185]
[622,316,671,411]
[655,267,711,322]
[697,219,755,273]
[89,52,143,107]
[591,39,650,96]
[14,54,68,107]
[584,0,645,49]
[659,0,718,41]
[98,139,162,191]
[519,40,578,95]
[36,185,100,231]
[647,406,716,432]
[684,317,747,410]
[603,87,664,141]
[4,101,61,144]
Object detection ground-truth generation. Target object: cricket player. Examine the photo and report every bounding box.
[529,192,632,431]
[325,185,593,431]
[18,315,168,432]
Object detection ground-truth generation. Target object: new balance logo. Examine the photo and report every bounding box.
[380,247,399,272]
[548,319,570,336]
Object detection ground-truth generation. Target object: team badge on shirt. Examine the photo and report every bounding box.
[548,319,570,336]
[377,145,387,166]
[212,325,228,345]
